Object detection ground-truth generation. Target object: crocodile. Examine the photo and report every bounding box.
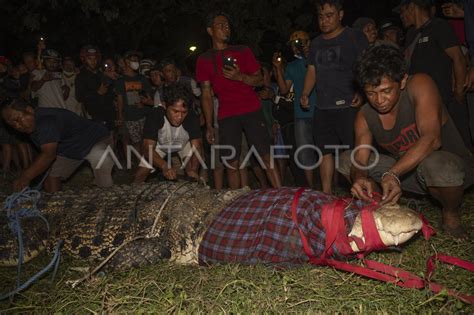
[0,182,424,270]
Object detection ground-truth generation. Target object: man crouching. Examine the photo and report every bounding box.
[1,99,114,192]
[338,45,474,239]
[134,82,203,182]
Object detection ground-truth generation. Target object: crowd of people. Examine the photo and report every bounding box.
[0,0,473,238]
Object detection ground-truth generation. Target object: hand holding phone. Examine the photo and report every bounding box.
[223,56,237,69]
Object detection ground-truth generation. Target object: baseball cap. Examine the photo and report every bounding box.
[81,45,100,56]
[41,49,61,60]
[379,19,401,33]
[123,50,143,59]
[392,0,434,13]
[140,59,155,68]
[352,17,376,31]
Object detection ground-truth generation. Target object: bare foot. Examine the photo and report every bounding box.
[441,211,469,241]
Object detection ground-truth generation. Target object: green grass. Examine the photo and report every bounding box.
[0,168,473,313]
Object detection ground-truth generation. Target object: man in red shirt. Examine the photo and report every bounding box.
[196,11,281,189]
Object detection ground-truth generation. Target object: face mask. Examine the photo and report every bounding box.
[63,70,75,77]
[129,61,139,70]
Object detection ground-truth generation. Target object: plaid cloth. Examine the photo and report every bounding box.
[199,188,366,266]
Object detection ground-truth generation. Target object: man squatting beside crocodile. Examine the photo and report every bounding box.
[338,45,474,240]
[1,100,114,193]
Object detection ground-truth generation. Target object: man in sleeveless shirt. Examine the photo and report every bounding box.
[337,45,474,239]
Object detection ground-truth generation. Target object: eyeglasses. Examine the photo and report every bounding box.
[214,22,230,29]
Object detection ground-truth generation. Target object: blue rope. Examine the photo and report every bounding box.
[0,240,63,301]
[1,169,62,300]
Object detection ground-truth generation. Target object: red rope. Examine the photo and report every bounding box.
[290,188,474,304]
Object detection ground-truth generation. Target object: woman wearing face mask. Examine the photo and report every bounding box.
[114,51,154,155]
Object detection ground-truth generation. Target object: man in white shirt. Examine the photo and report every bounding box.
[30,49,69,111]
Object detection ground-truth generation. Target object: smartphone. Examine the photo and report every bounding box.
[294,39,304,54]
[223,56,237,68]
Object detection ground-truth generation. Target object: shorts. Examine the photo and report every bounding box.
[313,107,358,155]
[125,118,146,145]
[218,110,271,163]
[49,136,114,187]
[337,150,474,195]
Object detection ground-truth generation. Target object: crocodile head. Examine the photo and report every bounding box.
[348,204,423,252]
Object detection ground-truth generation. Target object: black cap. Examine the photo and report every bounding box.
[392,0,434,13]
[123,50,143,59]
[41,49,61,60]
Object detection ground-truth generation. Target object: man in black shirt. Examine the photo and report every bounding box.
[301,0,367,194]
[397,0,471,148]
[134,83,202,183]
[1,99,114,192]
[75,45,116,130]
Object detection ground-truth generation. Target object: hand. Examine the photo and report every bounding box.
[258,87,273,100]
[272,52,283,70]
[222,64,243,81]
[162,165,177,180]
[464,68,474,92]
[351,92,363,108]
[97,82,109,95]
[37,40,46,52]
[300,94,309,109]
[13,177,30,192]
[104,70,119,81]
[206,125,215,144]
[41,72,54,82]
[351,177,378,202]
[140,93,154,106]
[441,3,464,18]
[380,174,402,205]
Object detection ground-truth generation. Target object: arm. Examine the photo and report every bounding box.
[185,138,203,179]
[300,64,316,108]
[377,75,443,205]
[445,45,468,103]
[200,81,215,144]
[349,111,378,201]
[222,66,263,87]
[388,75,443,178]
[116,94,124,122]
[14,142,57,191]
[142,138,177,180]
[30,72,51,92]
[272,53,291,95]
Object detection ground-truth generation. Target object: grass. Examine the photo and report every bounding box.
[0,167,473,313]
